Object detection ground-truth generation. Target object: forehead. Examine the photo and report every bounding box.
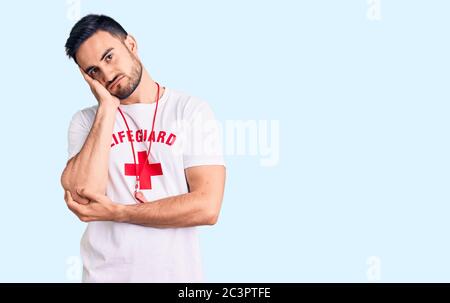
[76,30,124,67]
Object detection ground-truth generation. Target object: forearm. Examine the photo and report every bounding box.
[116,192,217,228]
[61,105,116,194]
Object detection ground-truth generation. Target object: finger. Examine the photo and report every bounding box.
[78,66,102,91]
[78,65,93,83]
[78,66,106,100]
[66,191,91,222]
[65,190,83,213]
[65,190,73,204]
[65,188,89,205]
[73,191,90,205]
[77,188,103,202]
[135,191,148,203]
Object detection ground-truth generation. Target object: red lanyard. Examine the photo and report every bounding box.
[117,82,161,196]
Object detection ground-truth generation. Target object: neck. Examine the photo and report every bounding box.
[120,68,163,105]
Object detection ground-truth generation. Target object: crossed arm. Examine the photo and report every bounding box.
[64,165,226,228]
[61,68,226,228]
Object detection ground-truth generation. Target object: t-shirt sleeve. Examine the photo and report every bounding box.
[67,110,90,160]
[182,100,225,169]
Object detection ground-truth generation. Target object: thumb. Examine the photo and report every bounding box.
[134,191,148,204]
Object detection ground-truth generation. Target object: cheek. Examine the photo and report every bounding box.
[92,73,103,82]
[116,58,130,75]
[116,52,137,75]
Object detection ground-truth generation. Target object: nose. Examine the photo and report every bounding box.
[100,64,117,87]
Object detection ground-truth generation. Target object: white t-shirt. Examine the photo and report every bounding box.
[67,87,225,282]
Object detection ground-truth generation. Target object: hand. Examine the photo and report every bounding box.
[135,191,149,203]
[79,66,120,109]
[64,189,122,222]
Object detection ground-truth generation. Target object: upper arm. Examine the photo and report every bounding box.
[61,110,88,190]
[68,110,90,159]
[185,165,226,217]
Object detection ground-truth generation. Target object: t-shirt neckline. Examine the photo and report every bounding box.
[118,86,170,108]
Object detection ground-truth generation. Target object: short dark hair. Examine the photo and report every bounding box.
[65,14,128,63]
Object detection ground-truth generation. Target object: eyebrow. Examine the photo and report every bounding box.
[85,47,114,74]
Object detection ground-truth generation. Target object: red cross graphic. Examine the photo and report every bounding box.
[124,151,163,190]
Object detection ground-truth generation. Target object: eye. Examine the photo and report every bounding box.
[89,68,97,76]
[106,53,113,62]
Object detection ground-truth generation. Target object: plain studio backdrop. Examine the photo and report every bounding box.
[0,0,449,282]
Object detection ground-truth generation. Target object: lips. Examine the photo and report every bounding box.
[109,75,125,90]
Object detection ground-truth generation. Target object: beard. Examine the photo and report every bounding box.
[110,54,143,100]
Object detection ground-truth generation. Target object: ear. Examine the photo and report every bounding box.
[124,34,138,55]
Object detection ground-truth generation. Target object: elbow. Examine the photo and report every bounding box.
[205,215,219,226]
[60,167,71,191]
[61,156,77,191]
[203,204,221,226]
[199,193,223,226]
[205,212,219,226]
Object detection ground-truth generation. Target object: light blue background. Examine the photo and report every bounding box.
[0,0,448,282]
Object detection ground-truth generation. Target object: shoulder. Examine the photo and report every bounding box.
[70,105,98,128]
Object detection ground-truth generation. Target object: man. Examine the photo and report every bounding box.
[61,14,226,282]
